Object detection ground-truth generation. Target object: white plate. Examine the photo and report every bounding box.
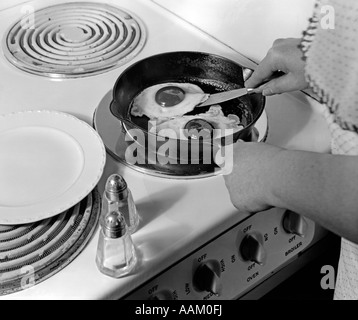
[0,110,106,225]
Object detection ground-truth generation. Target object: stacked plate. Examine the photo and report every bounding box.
[0,110,106,295]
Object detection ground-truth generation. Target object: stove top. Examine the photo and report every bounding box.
[0,0,331,300]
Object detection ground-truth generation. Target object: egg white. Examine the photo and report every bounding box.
[154,106,244,140]
[131,82,209,119]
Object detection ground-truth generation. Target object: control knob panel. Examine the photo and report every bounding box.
[126,208,321,300]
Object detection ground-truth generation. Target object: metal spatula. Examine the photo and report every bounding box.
[198,87,255,107]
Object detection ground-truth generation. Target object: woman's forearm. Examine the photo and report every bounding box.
[271,149,358,243]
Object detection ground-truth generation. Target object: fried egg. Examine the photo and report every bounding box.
[131,82,209,119]
[152,106,244,140]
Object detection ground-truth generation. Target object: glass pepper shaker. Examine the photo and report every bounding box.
[96,210,137,278]
[101,174,139,234]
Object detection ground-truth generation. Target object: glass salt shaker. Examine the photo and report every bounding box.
[101,174,139,234]
[96,210,137,278]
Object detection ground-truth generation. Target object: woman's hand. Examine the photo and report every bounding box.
[222,141,284,213]
[246,38,309,96]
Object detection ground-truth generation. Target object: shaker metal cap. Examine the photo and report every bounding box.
[103,211,127,238]
[105,174,127,193]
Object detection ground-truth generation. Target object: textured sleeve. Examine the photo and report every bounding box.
[300,0,358,133]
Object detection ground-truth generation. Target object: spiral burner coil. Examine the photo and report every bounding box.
[0,190,100,296]
[3,2,146,78]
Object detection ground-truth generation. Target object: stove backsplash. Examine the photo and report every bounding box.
[153,0,316,62]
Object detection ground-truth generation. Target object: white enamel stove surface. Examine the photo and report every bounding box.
[0,0,331,300]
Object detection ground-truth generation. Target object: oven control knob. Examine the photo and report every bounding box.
[239,233,266,265]
[282,210,308,237]
[193,260,223,296]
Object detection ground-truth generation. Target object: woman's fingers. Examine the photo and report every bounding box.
[245,38,308,96]
[259,73,307,96]
[245,54,277,90]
